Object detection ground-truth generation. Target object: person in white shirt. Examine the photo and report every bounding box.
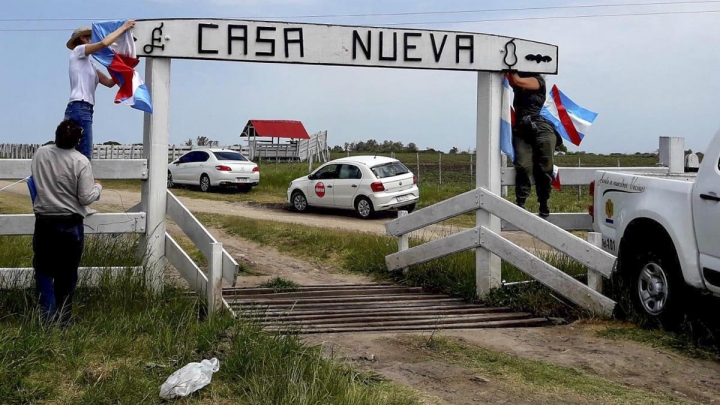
[64,21,135,160]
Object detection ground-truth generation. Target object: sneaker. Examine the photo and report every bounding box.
[516,200,526,210]
[85,207,98,215]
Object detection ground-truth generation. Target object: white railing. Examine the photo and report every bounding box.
[0,143,248,162]
[0,159,148,180]
[164,191,239,314]
[385,136,692,316]
[385,189,617,316]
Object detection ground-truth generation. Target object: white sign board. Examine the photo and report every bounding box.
[134,19,558,74]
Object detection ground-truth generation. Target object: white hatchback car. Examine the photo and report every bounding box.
[167,148,259,192]
[287,156,419,219]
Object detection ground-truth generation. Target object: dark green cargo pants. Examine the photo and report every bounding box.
[512,121,556,207]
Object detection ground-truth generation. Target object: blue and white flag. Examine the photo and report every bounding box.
[91,20,152,113]
[540,85,597,146]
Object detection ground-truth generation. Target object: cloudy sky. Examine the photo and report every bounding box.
[1,0,719,154]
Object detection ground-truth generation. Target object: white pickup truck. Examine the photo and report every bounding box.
[591,131,720,325]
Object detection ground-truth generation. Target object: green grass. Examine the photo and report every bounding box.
[0,236,419,405]
[402,334,694,405]
[258,277,300,293]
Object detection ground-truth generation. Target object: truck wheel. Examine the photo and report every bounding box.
[620,235,685,329]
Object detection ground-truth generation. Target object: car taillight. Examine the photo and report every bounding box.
[589,180,595,197]
[252,167,260,172]
[589,204,595,222]
[371,181,385,192]
[413,175,417,184]
[215,165,232,171]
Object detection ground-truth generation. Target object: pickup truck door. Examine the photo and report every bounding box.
[692,130,720,277]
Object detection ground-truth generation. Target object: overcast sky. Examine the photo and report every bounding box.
[2,0,719,154]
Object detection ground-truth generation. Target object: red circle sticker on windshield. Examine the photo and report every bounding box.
[315,182,325,197]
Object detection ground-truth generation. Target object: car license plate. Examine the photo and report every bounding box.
[236,177,249,183]
[397,194,410,202]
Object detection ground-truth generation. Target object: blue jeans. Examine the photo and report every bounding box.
[33,214,84,325]
[64,101,94,160]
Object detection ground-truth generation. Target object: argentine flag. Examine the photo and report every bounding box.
[91,20,153,113]
[540,85,597,147]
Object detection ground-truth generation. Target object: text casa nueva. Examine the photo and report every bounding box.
[196,23,481,64]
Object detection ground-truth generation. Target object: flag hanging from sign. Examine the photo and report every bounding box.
[91,20,152,113]
[500,74,515,162]
[540,85,596,147]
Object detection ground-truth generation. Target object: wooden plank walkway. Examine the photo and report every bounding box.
[225,284,548,334]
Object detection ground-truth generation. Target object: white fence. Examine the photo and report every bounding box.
[385,136,692,316]
[246,130,329,163]
[0,143,248,163]
[1,134,328,163]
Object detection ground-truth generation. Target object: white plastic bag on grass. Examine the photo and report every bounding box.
[159,358,220,399]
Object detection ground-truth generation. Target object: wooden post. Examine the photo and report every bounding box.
[475,72,503,299]
[208,242,224,315]
[397,210,409,274]
[578,157,582,201]
[416,152,420,184]
[140,58,171,292]
[439,152,442,187]
[587,232,603,293]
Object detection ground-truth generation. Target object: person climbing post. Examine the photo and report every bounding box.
[65,20,135,160]
[508,71,556,218]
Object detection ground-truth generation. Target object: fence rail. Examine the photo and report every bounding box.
[0,143,247,162]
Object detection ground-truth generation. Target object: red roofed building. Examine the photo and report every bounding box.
[240,120,310,161]
[241,120,310,140]
[240,120,328,162]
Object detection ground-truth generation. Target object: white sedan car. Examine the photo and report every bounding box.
[167,148,259,192]
[287,156,419,219]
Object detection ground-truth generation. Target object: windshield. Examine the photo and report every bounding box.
[213,151,248,161]
[371,162,410,179]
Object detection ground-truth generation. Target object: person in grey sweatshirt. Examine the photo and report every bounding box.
[31,119,102,325]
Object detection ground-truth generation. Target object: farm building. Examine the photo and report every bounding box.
[240,120,329,162]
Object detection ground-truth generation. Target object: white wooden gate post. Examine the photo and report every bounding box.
[208,242,224,315]
[475,72,503,298]
[140,58,171,291]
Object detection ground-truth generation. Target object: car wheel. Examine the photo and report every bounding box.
[199,174,211,192]
[403,203,416,214]
[355,197,375,219]
[167,171,174,188]
[291,191,309,212]
[618,233,686,329]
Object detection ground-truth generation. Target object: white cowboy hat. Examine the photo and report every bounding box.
[66,27,91,50]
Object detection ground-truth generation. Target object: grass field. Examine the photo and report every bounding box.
[103,151,659,222]
[0,234,419,404]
